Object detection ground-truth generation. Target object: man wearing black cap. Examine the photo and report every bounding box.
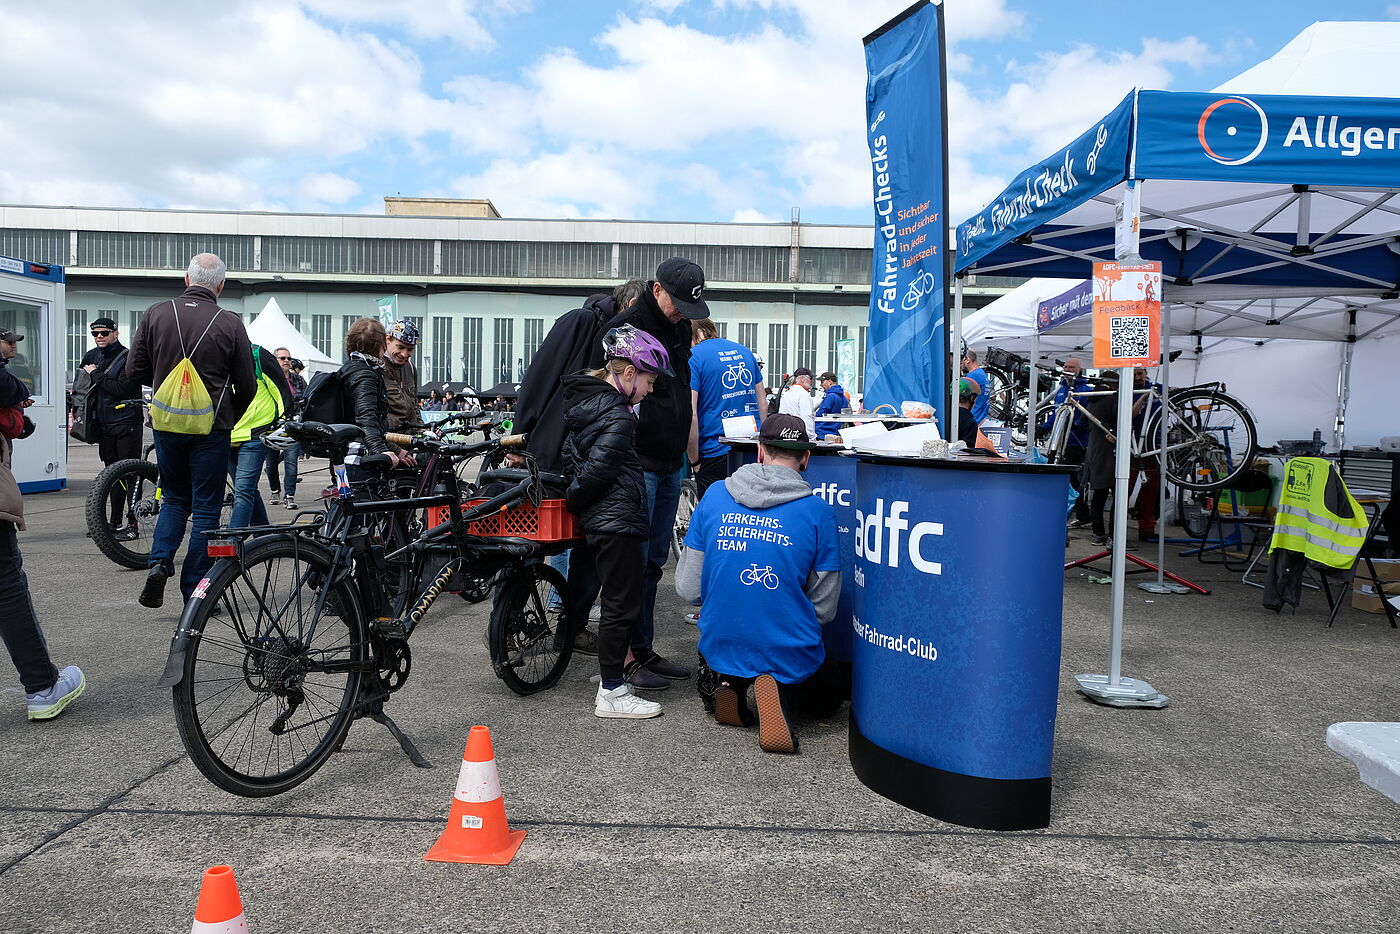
[80,317,142,535]
[675,413,844,754]
[604,257,710,688]
[779,367,817,439]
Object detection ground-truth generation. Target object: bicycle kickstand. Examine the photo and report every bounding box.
[368,708,433,769]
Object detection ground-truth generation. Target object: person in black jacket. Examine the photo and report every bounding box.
[561,325,673,720]
[80,317,142,535]
[603,258,711,687]
[337,318,405,475]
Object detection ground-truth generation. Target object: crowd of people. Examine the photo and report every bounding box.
[3,252,845,754]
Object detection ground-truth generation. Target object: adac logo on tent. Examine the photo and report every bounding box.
[1196,96,1269,166]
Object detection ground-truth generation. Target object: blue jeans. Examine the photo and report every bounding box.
[636,466,682,654]
[228,439,270,529]
[150,429,231,601]
[547,550,569,610]
[265,443,299,497]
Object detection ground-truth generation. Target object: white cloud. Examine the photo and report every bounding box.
[449,145,659,218]
[1390,3,1400,19]
[298,171,363,207]
[730,208,779,223]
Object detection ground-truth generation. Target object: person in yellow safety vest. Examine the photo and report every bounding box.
[1270,456,1368,569]
[228,344,293,529]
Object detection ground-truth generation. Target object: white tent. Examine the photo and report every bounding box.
[245,297,338,377]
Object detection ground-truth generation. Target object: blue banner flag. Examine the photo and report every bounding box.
[957,92,1134,271]
[862,1,948,422]
[1036,280,1093,333]
[1136,90,1400,186]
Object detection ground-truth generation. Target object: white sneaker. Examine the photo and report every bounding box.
[683,612,700,626]
[26,665,85,721]
[594,683,662,719]
[588,603,601,622]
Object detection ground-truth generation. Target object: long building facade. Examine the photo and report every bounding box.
[0,203,1015,391]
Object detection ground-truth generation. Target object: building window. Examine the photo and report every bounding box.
[493,318,514,384]
[461,317,483,389]
[827,325,848,377]
[66,308,87,375]
[714,321,728,339]
[286,313,301,332]
[310,315,331,356]
[737,322,758,352]
[796,324,817,373]
[522,318,545,373]
[767,323,789,377]
[0,228,68,266]
[858,326,867,392]
[339,315,358,357]
[431,316,453,382]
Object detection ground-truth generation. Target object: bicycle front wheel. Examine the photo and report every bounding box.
[172,535,368,797]
[489,562,575,695]
[671,478,699,558]
[1148,389,1258,491]
[86,458,159,570]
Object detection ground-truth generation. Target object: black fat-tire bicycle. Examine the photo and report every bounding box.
[87,455,160,569]
[161,418,578,797]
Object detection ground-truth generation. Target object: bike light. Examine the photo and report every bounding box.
[207,538,238,558]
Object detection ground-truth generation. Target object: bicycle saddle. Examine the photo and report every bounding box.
[287,421,366,446]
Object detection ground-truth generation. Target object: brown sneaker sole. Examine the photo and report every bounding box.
[713,684,746,727]
[754,675,797,753]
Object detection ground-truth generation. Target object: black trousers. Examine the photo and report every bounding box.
[96,425,144,526]
[1091,488,1112,537]
[694,453,730,499]
[0,522,59,695]
[586,532,645,684]
[716,659,847,719]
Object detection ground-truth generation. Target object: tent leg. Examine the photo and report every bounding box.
[949,275,964,441]
[1027,327,1039,455]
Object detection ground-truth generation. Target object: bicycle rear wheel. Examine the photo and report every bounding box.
[86,458,159,570]
[172,535,368,797]
[671,478,698,557]
[489,562,574,695]
[1175,484,1214,539]
[1149,389,1258,491]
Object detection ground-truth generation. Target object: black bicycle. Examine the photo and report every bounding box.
[159,419,579,797]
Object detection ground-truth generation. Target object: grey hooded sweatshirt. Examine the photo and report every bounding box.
[675,462,841,624]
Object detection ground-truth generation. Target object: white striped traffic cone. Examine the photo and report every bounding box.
[424,725,526,865]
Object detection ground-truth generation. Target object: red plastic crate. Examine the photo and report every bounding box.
[426,498,579,542]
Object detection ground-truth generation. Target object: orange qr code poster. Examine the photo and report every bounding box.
[1092,260,1161,368]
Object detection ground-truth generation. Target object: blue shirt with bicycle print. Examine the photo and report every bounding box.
[685,482,841,683]
[690,338,761,458]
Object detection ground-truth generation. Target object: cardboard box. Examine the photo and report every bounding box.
[1351,590,1400,615]
[1367,558,1400,582]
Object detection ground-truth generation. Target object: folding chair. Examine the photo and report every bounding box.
[1192,468,1276,584]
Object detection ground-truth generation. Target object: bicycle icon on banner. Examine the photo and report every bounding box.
[740,563,780,590]
[722,361,753,389]
[901,271,937,311]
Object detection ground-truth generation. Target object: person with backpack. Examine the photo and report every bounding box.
[228,344,293,529]
[560,325,673,720]
[127,253,257,609]
[79,317,143,537]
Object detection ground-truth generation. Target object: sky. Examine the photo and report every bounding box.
[1,0,1395,227]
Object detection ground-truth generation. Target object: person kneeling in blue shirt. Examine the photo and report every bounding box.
[675,413,843,753]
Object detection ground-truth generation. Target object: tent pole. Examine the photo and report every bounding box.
[1028,326,1039,455]
[1336,309,1356,453]
[950,275,964,441]
[1139,300,1187,596]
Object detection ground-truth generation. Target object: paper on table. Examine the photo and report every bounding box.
[850,421,942,454]
[838,421,888,447]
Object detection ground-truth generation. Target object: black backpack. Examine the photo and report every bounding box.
[301,369,345,423]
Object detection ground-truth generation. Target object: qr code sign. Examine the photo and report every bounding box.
[1109,315,1151,360]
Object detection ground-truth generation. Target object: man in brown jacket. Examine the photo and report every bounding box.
[382,319,422,431]
[127,253,257,608]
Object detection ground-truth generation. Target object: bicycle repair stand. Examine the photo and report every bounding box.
[1064,548,1210,594]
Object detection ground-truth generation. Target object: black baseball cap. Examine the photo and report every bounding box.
[0,328,22,343]
[90,316,117,331]
[759,413,817,451]
[655,257,711,320]
[818,371,838,382]
[792,367,814,379]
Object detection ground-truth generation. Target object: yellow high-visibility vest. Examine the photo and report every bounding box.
[231,346,285,445]
[1269,456,1368,569]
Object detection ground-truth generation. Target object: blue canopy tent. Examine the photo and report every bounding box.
[951,22,1400,706]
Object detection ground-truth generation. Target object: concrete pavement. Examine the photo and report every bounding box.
[2,443,1399,933]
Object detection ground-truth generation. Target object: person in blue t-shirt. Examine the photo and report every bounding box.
[686,318,766,498]
[675,413,844,754]
[961,349,990,424]
[813,371,847,440]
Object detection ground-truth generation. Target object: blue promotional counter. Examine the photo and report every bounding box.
[848,454,1073,831]
[725,441,857,663]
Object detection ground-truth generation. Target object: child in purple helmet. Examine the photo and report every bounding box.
[560,325,673,719]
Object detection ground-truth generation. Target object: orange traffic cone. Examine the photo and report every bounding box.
[424,725,526,865]
[190,865,249,933]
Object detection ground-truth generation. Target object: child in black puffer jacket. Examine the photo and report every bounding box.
[561,325,673,720]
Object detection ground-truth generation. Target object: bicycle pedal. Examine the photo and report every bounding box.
[372,617,407,639]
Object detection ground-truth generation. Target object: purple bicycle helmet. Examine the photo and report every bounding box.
[602,325,674,377]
